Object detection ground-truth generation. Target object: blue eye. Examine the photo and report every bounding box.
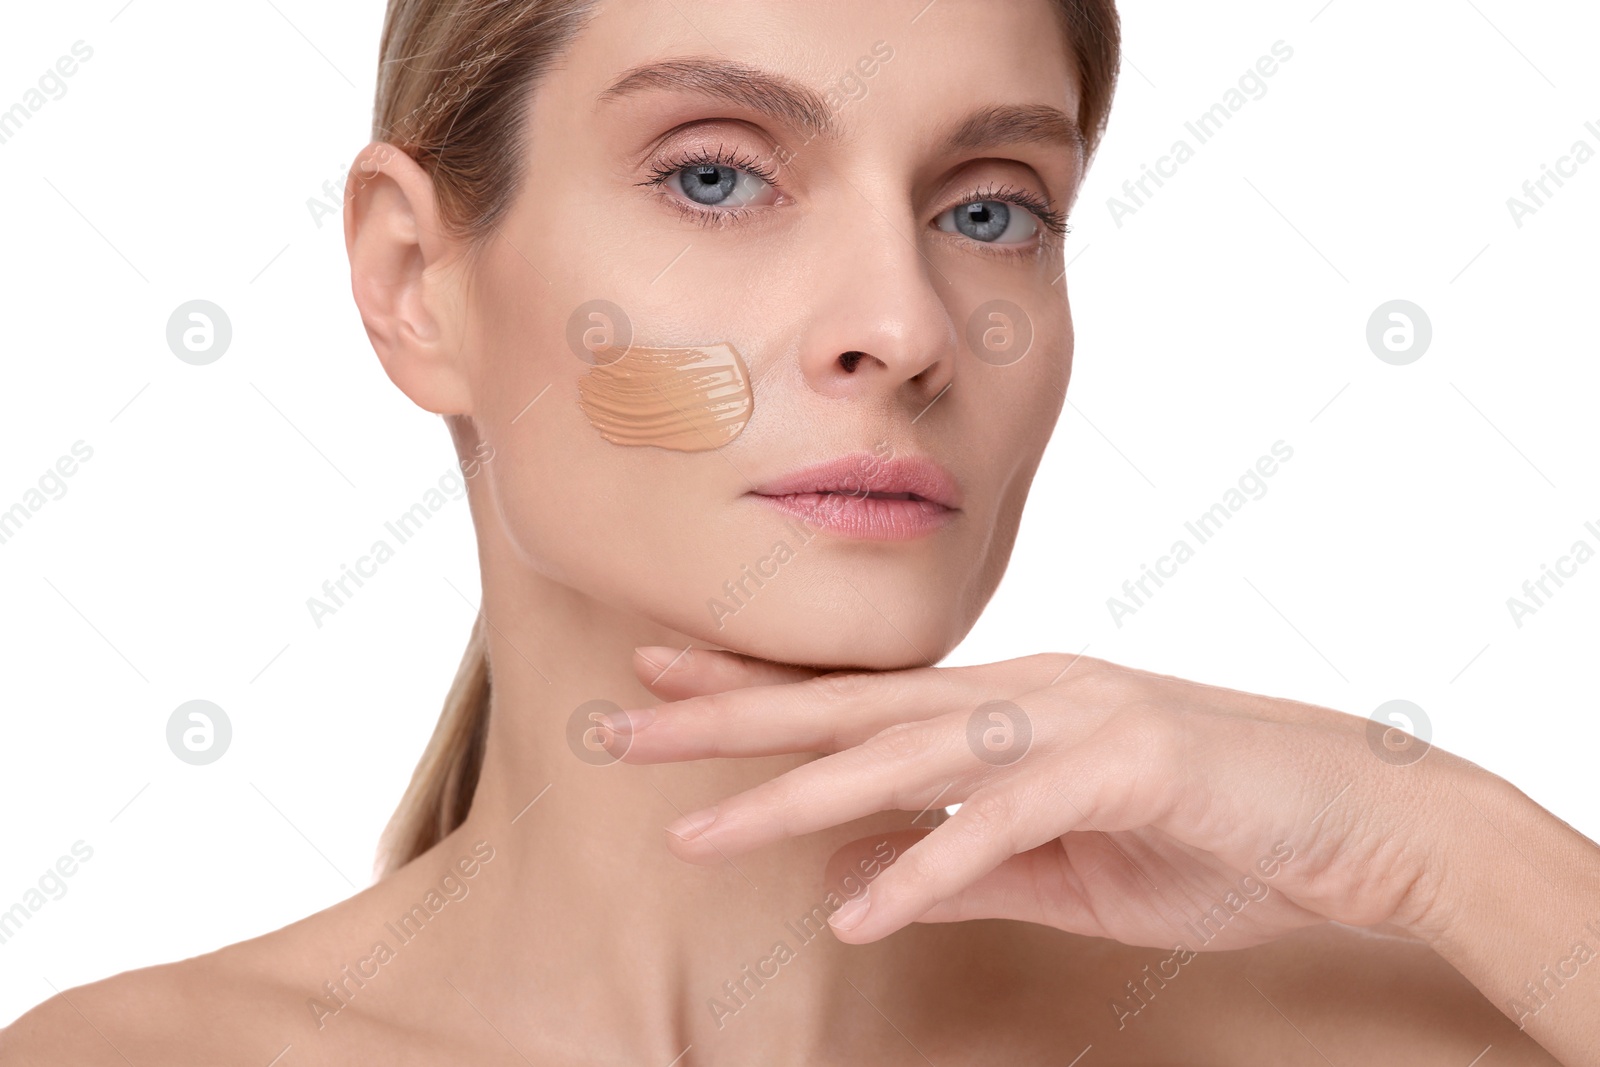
[671,163,773,208]
[936,199,1040,244]
[645,145,781,216]
[680,164,739,205]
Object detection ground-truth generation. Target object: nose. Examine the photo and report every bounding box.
[794,204,958,409]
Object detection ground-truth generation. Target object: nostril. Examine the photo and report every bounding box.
[839,351,865,373]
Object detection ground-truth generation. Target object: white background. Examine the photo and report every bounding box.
[1,0,1595,1025]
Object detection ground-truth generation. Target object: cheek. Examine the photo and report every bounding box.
[959,305,1070,587]
[974,305,1071,472]
[465,262,769,630]
[576,342,754,451]
[1021,302,1072,444]
[479,412,756,638]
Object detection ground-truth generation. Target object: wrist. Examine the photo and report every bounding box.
[1387,750,1516,945]
[1383,748,1600,1058]
[1397,749,1600,950]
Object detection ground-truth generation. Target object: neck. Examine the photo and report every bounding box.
[430,554,938,1062]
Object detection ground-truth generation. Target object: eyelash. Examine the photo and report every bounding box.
[963,182,1072,241]
[638,143,779,230]
[637,143,1071,254]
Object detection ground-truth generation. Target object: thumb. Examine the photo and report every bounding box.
[631,645,818,701]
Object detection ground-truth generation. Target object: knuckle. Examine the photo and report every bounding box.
[1018,651,1068,681]
[955,788,1018,841]
[807,670,873,703]
[896,838,947,895]
[679,693,736,747]
[868,719,932,763]
[1104,702,1182,774]
[1050,657,1114,697]
[751,776,811,834]
[684,689,733,719]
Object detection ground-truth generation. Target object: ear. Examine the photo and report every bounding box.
[343,141,474,416]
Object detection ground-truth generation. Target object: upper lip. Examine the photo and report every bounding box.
[749,453,963,509]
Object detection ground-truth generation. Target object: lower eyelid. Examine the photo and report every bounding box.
[934,231,1046,260]
[659,191,758,229]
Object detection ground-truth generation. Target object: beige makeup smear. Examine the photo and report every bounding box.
[576,342,753,452]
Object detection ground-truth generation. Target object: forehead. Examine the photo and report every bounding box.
[550,0,1083,145]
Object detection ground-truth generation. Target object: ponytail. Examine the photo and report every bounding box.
[364,0,602,880]
[374,613,491,878]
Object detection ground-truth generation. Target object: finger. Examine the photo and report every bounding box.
[821,829,933,905]
[663,714,975,862]
[659,689,1163,863]
[910,831,1162,936]
[824,787,1070,943]
[903,842,1084,928]
[825,730,1169,944]
[612,654,1058,763]
[631,645,817,702]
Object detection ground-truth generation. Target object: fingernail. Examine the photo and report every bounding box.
[828,890,870,932]
[602,707,655,734]
[665,806,717,840]
[636,646,693,673]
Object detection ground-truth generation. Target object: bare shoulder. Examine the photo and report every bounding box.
[0,877,434,1066]
[0,949,297,1066]
[1208,922,1563,1064]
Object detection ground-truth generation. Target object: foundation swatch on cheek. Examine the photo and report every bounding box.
[576,342,753,451]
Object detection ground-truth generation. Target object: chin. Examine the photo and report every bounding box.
[698,590,973,673]
[658,528,1002,672]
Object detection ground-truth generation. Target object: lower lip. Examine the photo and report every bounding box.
[750,491,957,541]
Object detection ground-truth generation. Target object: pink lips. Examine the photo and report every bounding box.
[747,454,961,541]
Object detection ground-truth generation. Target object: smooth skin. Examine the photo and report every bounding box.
[4,0,1592,1063]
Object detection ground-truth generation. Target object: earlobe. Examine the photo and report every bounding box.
[344,141,474,416]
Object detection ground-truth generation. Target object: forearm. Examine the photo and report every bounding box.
[1413,757,1600,1065]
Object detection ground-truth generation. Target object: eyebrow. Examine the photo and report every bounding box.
[600,57,840,143]
[943,103,1086,163]
[598,57,1085,162]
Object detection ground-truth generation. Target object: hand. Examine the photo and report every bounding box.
[606,646,1461,949]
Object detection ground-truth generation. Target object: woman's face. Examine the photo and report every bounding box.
[464,0,1082,669]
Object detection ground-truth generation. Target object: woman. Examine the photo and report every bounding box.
[6,0,1594,1062]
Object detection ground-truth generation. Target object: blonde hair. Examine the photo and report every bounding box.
[370,0,1123,878]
